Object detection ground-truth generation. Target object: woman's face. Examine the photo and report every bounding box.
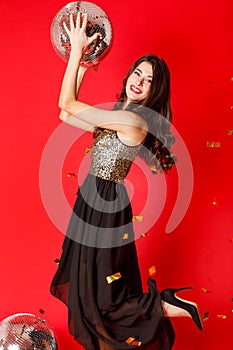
[125,61,153,104]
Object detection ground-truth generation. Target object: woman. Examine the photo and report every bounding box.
[51,13,202,350]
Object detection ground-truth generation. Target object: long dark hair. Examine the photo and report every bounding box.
[94,54,176,173]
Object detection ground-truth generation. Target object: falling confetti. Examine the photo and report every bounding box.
[132,341,142,346]
[229,238,233,243]
[217,314,227,319]
[211,196,220,206]
[39,309,45,314]
[54,258,60,265]
[227,129,233,135]
[212,199,220,206]
[66,172,76,177]
[140,233,150,238]
[125,337,136,345]
[122,233,129,240]
[85,147,91,154]
[206,141,221,148]
[132,216,143,222]
[149,266,156,276]
[202,288,212,294]
[106,272,122,284]
[150,166,158,174]
[203,311,209,321]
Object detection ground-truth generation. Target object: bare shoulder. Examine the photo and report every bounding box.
[116,111,148,146]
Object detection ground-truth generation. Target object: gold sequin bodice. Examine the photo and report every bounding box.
[89,130,141,183]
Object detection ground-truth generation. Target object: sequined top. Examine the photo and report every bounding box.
[89,129,142,183]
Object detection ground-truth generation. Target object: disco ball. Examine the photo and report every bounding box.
[51,1,113,67]
[0,313,58,350]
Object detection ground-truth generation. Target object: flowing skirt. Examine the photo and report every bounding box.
[50,174,175,349]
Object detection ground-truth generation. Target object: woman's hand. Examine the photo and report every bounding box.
[63,13,101,53]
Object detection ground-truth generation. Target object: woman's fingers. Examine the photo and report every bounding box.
[63,12,90,34]
[70,13,75,30]
[63,13,82,37]
[81,13,88,30]
[88,32,101,45]
[75,12,81,29]
[63,21,70,35]
[63,11,101,49]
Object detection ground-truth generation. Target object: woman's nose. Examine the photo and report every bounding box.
[136,79,143,86]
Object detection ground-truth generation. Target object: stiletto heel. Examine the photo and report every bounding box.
[160,287,203,331]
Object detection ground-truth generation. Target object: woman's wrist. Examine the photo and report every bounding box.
[70,45,83,57]
[68,47,83,67]
[78,65,87,76]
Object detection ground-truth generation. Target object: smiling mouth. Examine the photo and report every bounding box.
[130,85,142,94]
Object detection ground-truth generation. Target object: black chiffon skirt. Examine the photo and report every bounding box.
[50,174,175,349]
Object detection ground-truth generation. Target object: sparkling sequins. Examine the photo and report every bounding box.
[89,130,141,183]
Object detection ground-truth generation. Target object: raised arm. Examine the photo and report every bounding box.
[59,13,147,144]
[59,65,94,132]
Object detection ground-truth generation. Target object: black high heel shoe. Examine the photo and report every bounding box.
[160,287,203,331]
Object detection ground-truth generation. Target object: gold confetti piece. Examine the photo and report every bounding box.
[231,106,233,110]
[230,77,233,81]
[39,309,45,314]
[122,233,129,240]
[85,147,91,154]
[149,266,156,276]
[140,233,150,238]
[217,314,227,319]
[212,200,219,206]
[106,272,122,284]
[203,311,209,321]
[229,238,233,243]
[125,337,136,344]
[66,172,76,178]
[132,341,142,346]
[206,141,221,148]
[54,258,60,265]
[202,288,212,293]
[227,129,233,135]
[150,166,158,174]
[132,216,143,222]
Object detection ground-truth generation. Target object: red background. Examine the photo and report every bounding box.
[0,0,233,349]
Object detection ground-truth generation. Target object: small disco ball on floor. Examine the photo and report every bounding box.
[0,313,58,350]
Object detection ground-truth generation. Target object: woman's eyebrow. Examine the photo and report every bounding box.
[135,68,153,78]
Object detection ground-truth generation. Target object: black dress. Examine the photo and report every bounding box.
[51,129,175,349]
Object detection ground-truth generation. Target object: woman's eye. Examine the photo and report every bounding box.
[134,71,140,76]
